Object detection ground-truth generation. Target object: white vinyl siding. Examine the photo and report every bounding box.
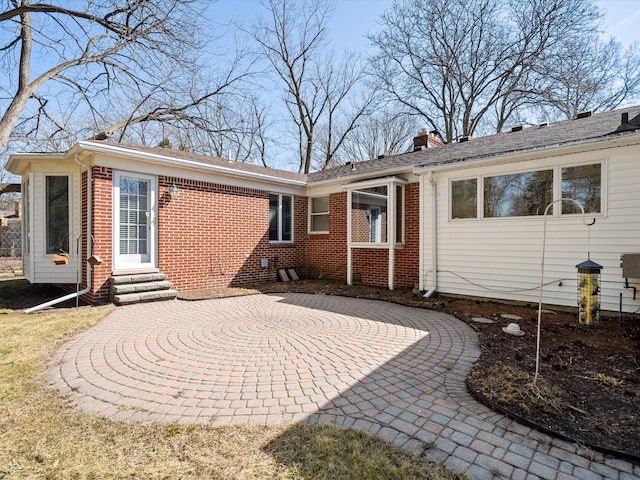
[422,147,640,313]
[30,168,82,284]
[22,175,32,281]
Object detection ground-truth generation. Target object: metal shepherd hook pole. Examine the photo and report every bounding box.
[534,199,595,385]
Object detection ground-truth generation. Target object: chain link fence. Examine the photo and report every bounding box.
[0,224,22,274]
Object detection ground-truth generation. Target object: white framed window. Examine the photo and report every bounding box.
[451,178,477,219]
[45,175,70,254]
[347,177,406,246]
[484,169,553,217]
[309,196,329,233]
[449,161,604,220]
[561,163,602,215]
[269,194,293,242]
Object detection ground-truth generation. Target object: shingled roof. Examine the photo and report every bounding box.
[88,141,308,184]
[308,106,640,183]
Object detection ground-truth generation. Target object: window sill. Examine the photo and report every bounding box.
[269,242,296,248]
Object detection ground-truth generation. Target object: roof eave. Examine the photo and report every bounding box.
[413,131,640,175]
[308,164,416,187]
[6,152,67,175]
[77,141,308,188]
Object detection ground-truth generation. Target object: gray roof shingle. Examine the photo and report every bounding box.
[308,106,640,183]
[92,142,308,184]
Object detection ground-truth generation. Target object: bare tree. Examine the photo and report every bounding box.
[165,95,275,166]
[0,1,251,153]
[535,36,640,120]
[369,0,602,143]
[313,53,377,170]
[250,0,374,173]
[328,109,419,165]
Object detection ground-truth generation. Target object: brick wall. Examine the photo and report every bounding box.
[394,182,420,290]
[81,169,418,302]
[156,176,307,291]
[307,191,347,280]
[90,167,115,302]
[81,170,308,300]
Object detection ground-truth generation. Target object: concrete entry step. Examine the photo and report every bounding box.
[111,280,173,295]
[111,273,167,285]
[112,289,178,306]
[110,272,176,306]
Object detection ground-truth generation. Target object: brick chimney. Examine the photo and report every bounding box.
[413,130,444,151]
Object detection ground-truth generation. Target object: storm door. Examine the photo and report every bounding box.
[113,171,157,270]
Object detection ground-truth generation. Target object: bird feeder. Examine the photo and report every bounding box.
[576,258,602,326]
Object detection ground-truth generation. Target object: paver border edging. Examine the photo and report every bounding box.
[465,378,640,464]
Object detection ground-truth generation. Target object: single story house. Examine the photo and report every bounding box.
[7,106,640,313]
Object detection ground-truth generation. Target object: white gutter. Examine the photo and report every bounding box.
[25,154,93,313]
[76,141,307,188]
[423,171,437,299]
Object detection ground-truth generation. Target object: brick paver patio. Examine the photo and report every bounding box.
[47,293,639,479]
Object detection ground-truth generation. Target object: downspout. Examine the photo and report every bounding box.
[423,171,437,299]
[25,154,93,313]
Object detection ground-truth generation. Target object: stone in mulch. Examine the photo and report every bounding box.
[471,317,494,324]
[499,313,522,321]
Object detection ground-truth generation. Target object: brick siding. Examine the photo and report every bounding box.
[79,168,307,302]
[80,171,418,303]
[157,176,307,291]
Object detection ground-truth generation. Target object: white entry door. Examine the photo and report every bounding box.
[113,171,157,271]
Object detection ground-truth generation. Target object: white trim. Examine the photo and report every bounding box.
[27,173,35,281]
[387,185,396,290]
[269,193,294,243]
[308,196,330,234]
[447,159,607,222]
[77,141,307,188]
[43,173,72,256]
[113,171,158,270]
[418,175,424,291]
[342,176,408,190]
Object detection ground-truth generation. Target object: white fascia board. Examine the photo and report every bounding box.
[6,152,67,175]
[341,176,408,190]
[77,141,307,188]
[413,132,640,176]
[309,166,417,189]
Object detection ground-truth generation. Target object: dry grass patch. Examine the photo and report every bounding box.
[0,284,464,479]
[468,365,564,415]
